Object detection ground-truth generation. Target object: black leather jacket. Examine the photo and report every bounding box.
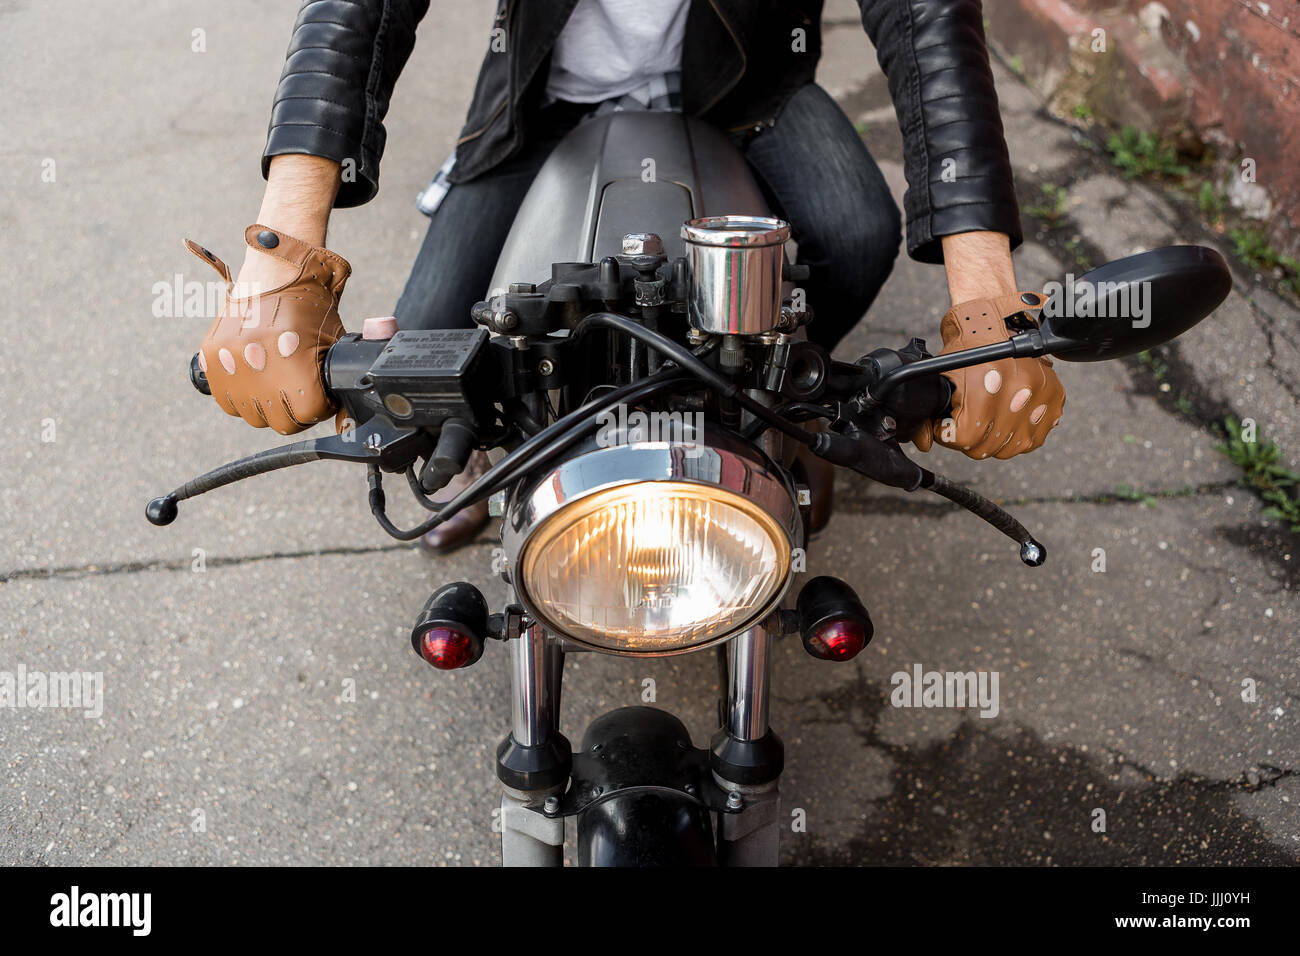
[263,0,1021,264]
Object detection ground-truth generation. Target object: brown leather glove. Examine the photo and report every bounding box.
[184,225,351,435]
[912,291,1065,460]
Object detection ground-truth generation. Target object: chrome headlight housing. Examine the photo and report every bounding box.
[501,430,801,655]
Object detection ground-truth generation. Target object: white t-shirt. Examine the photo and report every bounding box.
[544,0,691,104]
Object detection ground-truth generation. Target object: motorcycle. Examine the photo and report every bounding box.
[149,110,1231,866]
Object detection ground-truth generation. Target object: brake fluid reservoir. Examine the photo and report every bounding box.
[682,216,790,335]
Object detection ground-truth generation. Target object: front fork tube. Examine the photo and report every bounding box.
[498,622,568,867]
[713,622,783,866]
[497,619,783,866]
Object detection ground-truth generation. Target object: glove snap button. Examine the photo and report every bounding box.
[256,230,280,249]
[1020,293,1040,306]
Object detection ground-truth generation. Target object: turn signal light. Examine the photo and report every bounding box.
[796,576,873,662]
[415,626,480,670]
[411,583,487,670]
[804,618,868,661]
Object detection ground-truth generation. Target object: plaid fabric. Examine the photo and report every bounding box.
[586,69,683,116]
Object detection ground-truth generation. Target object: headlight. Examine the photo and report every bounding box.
[503,433,800,655]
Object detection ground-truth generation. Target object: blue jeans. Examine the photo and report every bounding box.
[396,84,901,352]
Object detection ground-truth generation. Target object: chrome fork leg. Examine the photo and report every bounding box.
[510,623,553,746]
[713,622,783,866]
[498,623,569,867]
[726,622,772,740]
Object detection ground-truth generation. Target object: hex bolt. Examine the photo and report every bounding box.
[622,233,664,256]
[543,796,560,816]
[726,791,743,809]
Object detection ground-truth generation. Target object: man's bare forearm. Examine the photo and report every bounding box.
[941,231,1018,304]
[255,154,342,247]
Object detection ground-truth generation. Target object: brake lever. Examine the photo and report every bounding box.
[145,417,427,526]
[810,425,1046,567]
[916,472,1047,566]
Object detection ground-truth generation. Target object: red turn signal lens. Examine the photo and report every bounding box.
[410,583,487,671]
[416,626,478,670]
[804,618,868,662]
[796,577,873,662]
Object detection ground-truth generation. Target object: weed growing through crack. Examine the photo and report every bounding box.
[1216,417,1300,533]
[1229,227,1300,296]
[1106,127,1189,180]
[1198,181,1224,224]
[1025,183,1069,228]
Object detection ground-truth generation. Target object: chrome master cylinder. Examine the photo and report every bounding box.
[682,216,791,336]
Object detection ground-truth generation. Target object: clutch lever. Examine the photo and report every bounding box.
[810,425,1046,567]
[146,417,427,526]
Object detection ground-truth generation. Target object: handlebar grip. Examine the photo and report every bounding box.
[890,374,952,426]
[933,377,954,421]
[189,352,210,396]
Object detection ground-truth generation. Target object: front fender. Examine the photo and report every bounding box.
[574,707,718,867]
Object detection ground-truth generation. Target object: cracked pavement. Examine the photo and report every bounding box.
[0,0,1295,866]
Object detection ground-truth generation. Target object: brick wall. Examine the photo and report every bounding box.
[984,0,1300,255]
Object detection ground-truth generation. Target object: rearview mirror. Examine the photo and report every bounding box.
[1039,245,1232,362]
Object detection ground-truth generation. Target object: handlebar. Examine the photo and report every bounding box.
[173,327,1047,566]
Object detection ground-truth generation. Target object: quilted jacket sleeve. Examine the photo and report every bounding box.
[860,0,1023,264]
[262,0,431,208]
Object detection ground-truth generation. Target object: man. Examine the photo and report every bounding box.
[188,0,1065,551]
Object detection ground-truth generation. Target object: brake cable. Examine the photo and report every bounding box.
[572,313,817,448]
[367,368,690,541]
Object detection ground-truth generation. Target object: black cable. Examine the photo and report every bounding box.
[740,401,836,439]
[573,312,815,447]
[488,373,688,493]
[405,465,439,511]
[382,339,721,530]
[572,312,735,396]
[504,398,544,437]
[369,368,688,540]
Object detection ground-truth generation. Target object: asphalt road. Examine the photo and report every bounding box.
[1,0,1295,865]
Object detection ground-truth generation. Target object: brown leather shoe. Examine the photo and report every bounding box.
[419,451,491,554]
